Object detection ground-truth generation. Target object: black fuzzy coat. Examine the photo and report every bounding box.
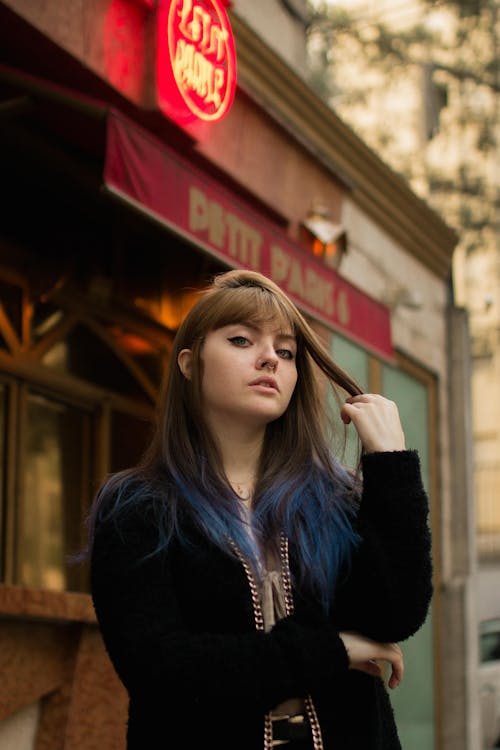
[91,450,433,749]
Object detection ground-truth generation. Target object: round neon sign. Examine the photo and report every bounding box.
[157,0,237,126]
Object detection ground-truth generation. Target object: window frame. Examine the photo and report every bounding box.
[0,275,166,591]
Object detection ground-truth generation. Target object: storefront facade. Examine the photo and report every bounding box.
[0,2,472,749]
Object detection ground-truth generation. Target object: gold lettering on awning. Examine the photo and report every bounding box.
[189,186,262,269]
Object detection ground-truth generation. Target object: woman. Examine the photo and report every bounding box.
[89,269,433,750]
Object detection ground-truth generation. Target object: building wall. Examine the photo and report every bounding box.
[340,198,449,371]
[197,92,344,235]
[232,0,310,77]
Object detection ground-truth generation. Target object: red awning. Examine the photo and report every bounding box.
[104,111,393,360]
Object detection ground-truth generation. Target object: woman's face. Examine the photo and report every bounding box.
[180,320,298,433]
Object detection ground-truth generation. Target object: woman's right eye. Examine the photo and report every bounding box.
[228,336,250,347]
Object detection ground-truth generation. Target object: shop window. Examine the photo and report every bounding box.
[5,381,155,593]
[32,299,65,344]
[111,410,154,473]
[0,278,24,341]
[0,383,6,581]
[42,324,151,403]
[329,335,438,750]
[382,363,435,750]
[105,324,168,389]
[18,392,93,592]
[113,249,165,319]
[331,336,370,392]
[0,275,26,353]
[0,246,177,593]
[383,366,430,487]
[481,619,500,663]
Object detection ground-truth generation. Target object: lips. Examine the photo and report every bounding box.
[249,376,279,392]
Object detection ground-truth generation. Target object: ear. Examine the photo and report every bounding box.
[177,348,193,381]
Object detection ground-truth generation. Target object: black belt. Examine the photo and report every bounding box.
[271,714,311,745]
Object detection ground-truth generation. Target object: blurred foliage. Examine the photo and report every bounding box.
[305,0,500,262]
[421,0,485,16]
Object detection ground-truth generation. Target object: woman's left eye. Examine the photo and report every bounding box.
[277,349,294,360]
[228,336,249,347]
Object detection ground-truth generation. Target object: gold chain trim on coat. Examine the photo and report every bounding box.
[279,533,324,750]
[230,535,324,750]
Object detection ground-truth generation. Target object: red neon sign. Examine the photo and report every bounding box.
[156,0,237,126]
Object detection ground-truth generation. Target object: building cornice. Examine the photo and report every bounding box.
[231,12,458,280]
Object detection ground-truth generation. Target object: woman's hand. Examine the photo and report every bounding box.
[339,631,403,689]
[340,394,405,453]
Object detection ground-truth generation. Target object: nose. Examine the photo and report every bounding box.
[257,344,278,371]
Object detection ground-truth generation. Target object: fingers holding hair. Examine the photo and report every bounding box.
[340,394,406,453]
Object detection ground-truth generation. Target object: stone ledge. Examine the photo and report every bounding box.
[0,585,96,624]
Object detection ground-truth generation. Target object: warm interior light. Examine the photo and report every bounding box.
[109,327,156,355]
[133,290,201,331]
[301,207,347,271]
[324,242,338,260]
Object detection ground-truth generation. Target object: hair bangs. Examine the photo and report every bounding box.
[205,284,297,338]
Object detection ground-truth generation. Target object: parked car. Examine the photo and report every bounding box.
[480,618,500,749]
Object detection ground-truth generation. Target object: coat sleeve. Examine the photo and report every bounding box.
[90,504,350,713]
[333,450,433,643]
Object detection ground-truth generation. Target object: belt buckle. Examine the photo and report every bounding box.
[289,715,306,725]
[271,713,307,745]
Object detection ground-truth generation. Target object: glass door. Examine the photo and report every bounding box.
[383,364,436,750]
[330,333,439,750]
[17,389,95,592]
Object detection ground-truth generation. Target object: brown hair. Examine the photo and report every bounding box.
[88,270,363,607]
[144,269,362,480]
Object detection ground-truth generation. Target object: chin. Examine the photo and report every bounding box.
[250,408,286,426]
